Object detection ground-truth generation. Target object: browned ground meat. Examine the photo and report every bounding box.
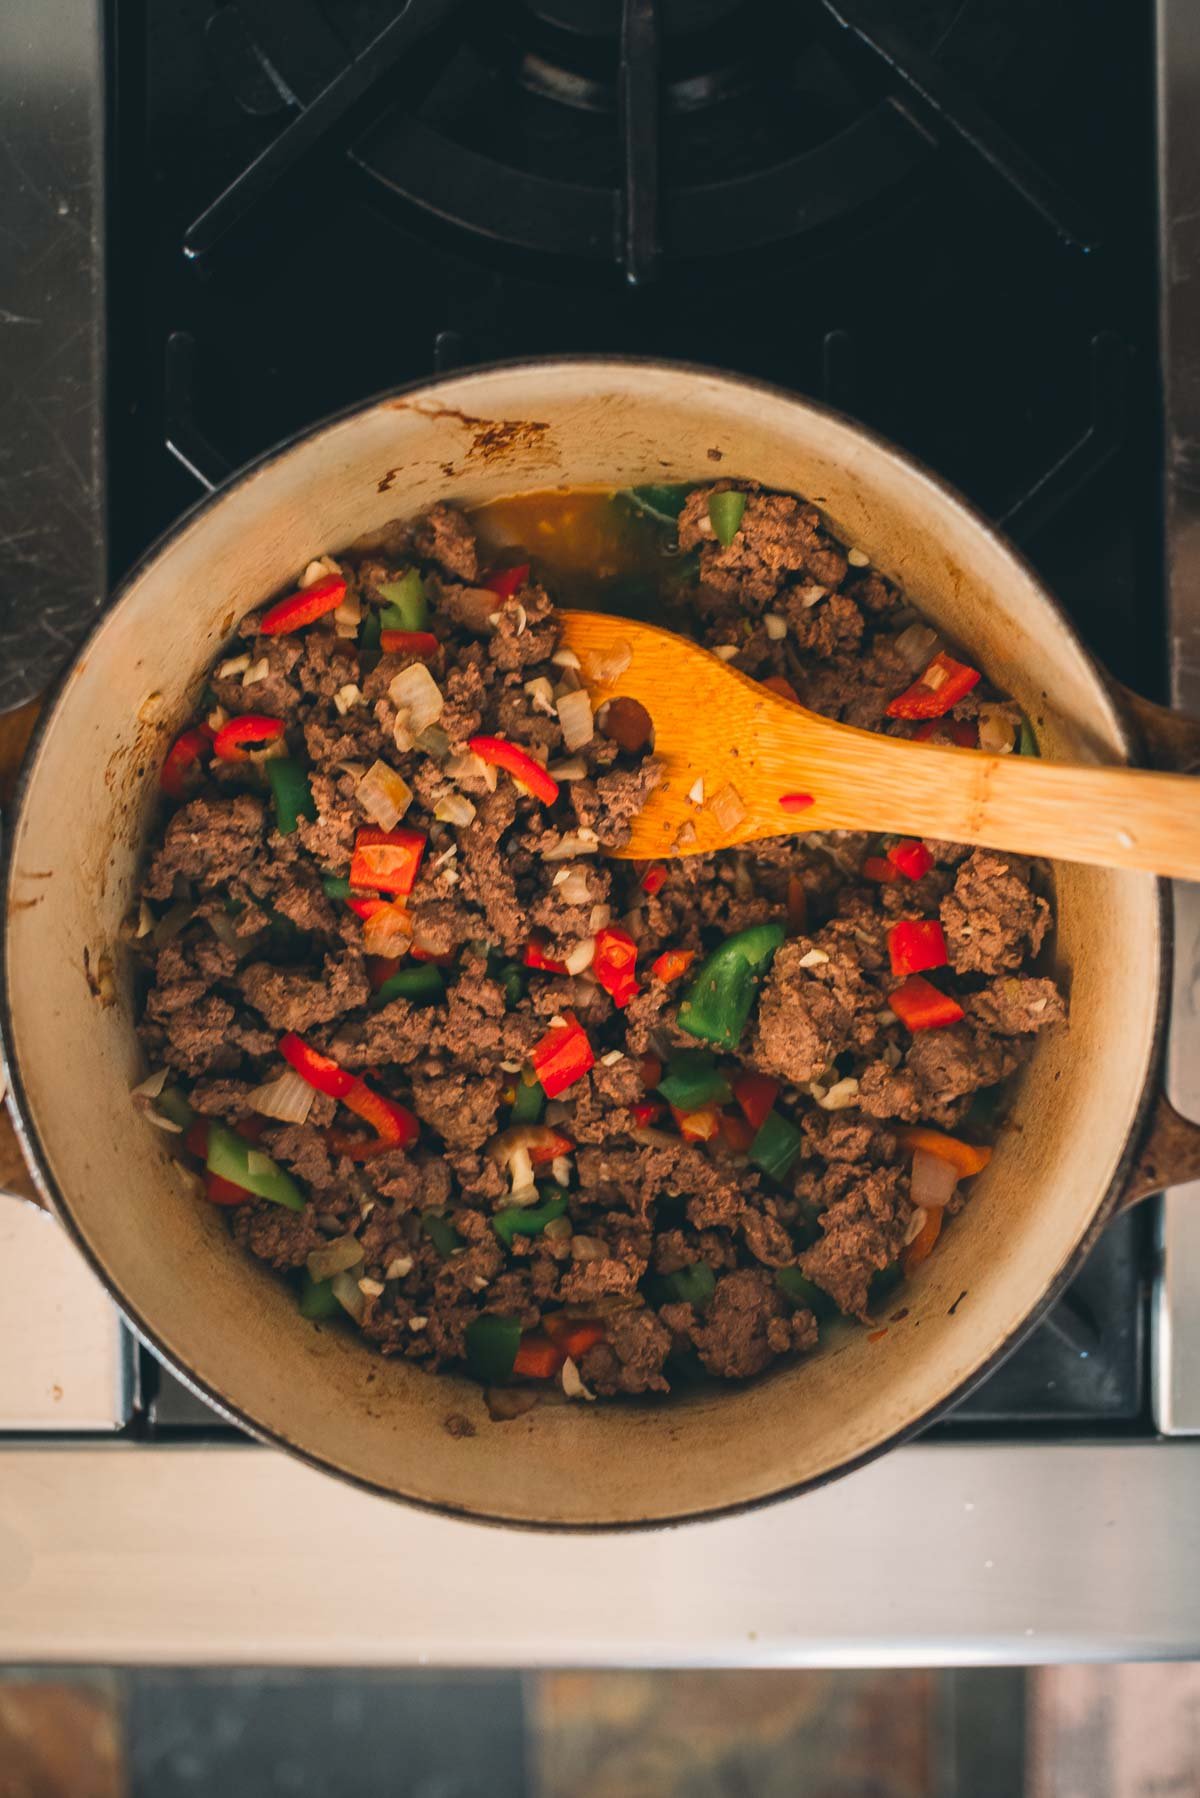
[134,485,1065,1403]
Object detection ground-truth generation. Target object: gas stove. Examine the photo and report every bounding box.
[3,0,1197,1634]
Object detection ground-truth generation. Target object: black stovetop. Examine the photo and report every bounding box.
[98,0,1161,1434]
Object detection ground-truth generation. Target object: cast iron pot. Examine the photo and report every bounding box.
[3,360,1199,1528]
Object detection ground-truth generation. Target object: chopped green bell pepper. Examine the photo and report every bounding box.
[708,489,746,547]
[496,960,525,1008]
[359,608,381,660]
[749,1109,803,1182]
[322,875,352,900]
[267,757,316,835]
[378,569,428,632]
[422,1210,461,1259]
[298,1271,341,1319]
[492,1191,568,1247]
[510,1070,544,1124]
[775,1266,835,1319]
[465,1313,521,1382]
[1017,715,1039,757]
[156,1087,195,1131]
[677,922,784,1048]
[372,965,445,1008]
[620,483,693,526]
[206,1123,305,1211]
[661,1261,716,1308]
[657,1050,731,1112]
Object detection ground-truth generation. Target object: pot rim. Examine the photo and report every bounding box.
[0,354,1170,1531]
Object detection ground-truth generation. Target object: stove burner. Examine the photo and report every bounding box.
[187,0,1091,282]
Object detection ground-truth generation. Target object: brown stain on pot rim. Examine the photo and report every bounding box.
[383,401,552,477]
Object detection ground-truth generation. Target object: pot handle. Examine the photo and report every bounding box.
[0,1100,43,1209]
[1109,680,1200,773]
[1117,1092,1200,1213]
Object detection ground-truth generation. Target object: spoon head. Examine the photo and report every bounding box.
[557,611,822,859]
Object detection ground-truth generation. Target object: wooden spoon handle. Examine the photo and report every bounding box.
[755,716,1200,880]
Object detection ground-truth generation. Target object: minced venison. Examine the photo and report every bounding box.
[133,488,1065,1399]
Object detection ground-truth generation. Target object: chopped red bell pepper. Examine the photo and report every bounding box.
[482,562,530,600]
[525,1127,575,1166]
[650,948,695,985]
[523,934,568,975]
[327,1076,419,1161]
[887,839,934,881]
[732,1072,779,1133]
[718,1110,756,1153]
[640,862,668,895]
[512,1331,565,1379]
[160,724,214,799]
[380,629,439,659]
[205,1170,253,1207]
[531,1012,594,1098]
[278,1032,355,1100]
[761,674,800,704]
[779,793,815,813]
[890,974,965,1032]
[631,1099,664,1127]
[259,573,347,636]
[887,919,949,978]
[543,1316,606,1362]
[913,717,978,748]
[467,735,559,806]
[349,825,426,896]
[346,895,389,921]
[671,1103,721,1143]
[594,927,640,1007]
[863,855,902,884]
[886,651,980,720]
[212,714,286,762]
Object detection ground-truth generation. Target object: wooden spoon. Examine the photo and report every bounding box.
[557,612,1200,877]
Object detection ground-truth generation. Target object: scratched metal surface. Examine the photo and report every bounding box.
[0,0,106,713]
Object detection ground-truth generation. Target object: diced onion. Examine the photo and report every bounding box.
[796,584,827,609]
[217,653,250,679]
[334,760,367,781]
[564,937,595,975]
[356,759,413,830]
[136,900,155,939]
[895,623,939,670]
[561,1356,596,1401]
[153,901,194,947]
[308,1236,364,1282]
[978,705,1016,755]
[508,1183,539,1209]
[712,643,740,661]
[334,593,362,637]
[600,1048,624,1066]
[446,750,498,792]
[556,688,594,751]
[334,683,363,715]
[798,948,830,967]
[248,1067,315,1125]
[300,556,339,588]
[434,791,477,827]
[548,756,587,781]
[551,648,582,670]
[363,903,414,957]
[817,1077,860,1111]
[389,663,445,750]
[687,776,705,806]
[358,1276,385,1297]
[242,658,270,687]
[542,832,599,861]
[556,868,594,906]
[707,781,746,832]
[524,676,556,717]
[550,1154,572,1186]
[331,1268,366,1321]
[763,613,788,641]
[847,547,871,567]
[415,724,452,762]
[588,904,611,932]
[910,1147,959,1210]
[904,1206,929,1247]
[672,820,698,850]
[131,1067,170,1100]
[385,1255,414,1280]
